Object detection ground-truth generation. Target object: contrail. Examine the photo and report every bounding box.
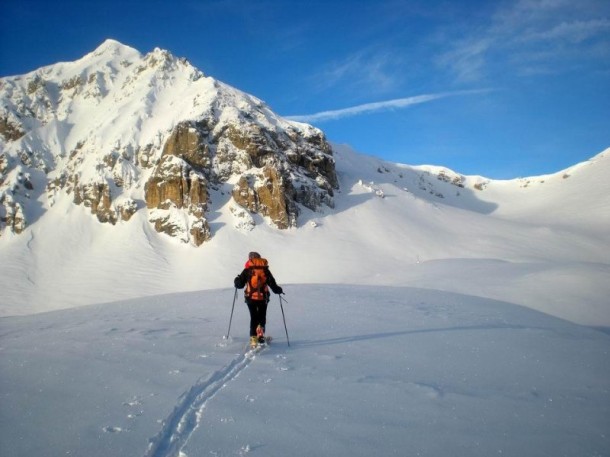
[286,89,490,123]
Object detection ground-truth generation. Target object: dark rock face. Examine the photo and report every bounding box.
[145,123,212,245]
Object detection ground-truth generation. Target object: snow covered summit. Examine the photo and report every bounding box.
[0,39,337,244]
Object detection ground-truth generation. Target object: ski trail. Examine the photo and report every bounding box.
[144,346,264,457]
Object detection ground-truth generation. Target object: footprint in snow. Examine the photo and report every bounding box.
[411,382,444,399]
[123,396,143,407]
[102,426,123,433]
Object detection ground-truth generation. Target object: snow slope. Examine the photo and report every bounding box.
[1,286,608,457]
[2,147,608,456]
[1,40,608,326]
[1,145,609,326]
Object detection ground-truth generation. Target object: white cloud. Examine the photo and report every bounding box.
[438,0,610,82]
[286,90,488,123]
[437,38,493,83]
[313,47,402,93]
[520,18,610,44]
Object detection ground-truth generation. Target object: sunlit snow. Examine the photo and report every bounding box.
[1,40,609,457]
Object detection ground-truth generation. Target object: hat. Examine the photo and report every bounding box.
[248,251,261,260]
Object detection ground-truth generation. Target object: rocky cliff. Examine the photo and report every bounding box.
[0,40,338,245]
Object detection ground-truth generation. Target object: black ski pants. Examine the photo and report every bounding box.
[246,299,268,336]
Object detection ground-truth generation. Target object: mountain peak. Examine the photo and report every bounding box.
[0,41,338,245]
[92,38,139,56]
[80,38,141,66]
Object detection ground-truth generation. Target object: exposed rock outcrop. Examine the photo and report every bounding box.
[232,166,293,229]
[73,180,117,224]
[145,122,212,245]
[0,194,26,234]
[0,114,26,142]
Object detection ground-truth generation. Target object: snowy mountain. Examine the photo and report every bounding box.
[0,39,337,243]
[1,40,609,457]
[1,40,609,328]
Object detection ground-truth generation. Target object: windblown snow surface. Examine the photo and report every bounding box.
[1,146,609,456]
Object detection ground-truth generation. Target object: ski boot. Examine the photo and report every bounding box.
[256,325,265,344]
[249,336,258,348]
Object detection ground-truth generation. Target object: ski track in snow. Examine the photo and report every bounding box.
[144,344,265,457]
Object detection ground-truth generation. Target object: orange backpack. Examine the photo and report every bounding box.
[246,257,268,300]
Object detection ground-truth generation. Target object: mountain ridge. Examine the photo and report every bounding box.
[2,40,608,242]
[0,40,609,326]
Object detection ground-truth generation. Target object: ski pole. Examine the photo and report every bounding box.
[225,288,238,339]
[279,294,290,347]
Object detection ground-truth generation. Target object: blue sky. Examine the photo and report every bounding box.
[1,0,609,178]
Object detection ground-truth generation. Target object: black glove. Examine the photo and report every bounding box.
[276,286,283,295]
[234,276,244,289]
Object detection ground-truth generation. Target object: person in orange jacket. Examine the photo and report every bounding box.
[234,252,283,346]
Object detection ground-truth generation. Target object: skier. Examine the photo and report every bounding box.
[234,252,283,347]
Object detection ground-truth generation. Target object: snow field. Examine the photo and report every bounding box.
[1,286,608,457]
